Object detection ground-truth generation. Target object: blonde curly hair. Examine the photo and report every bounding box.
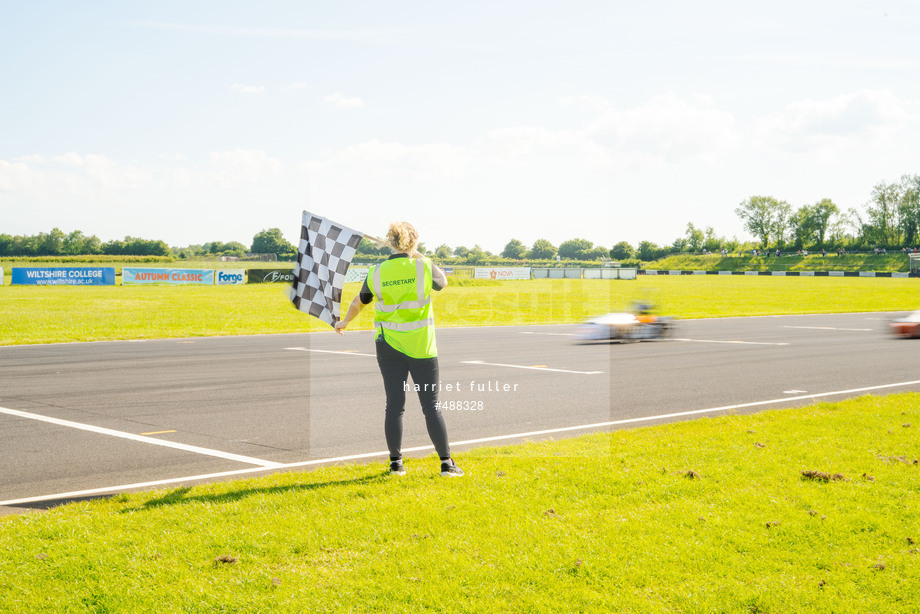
[386,221,420,253]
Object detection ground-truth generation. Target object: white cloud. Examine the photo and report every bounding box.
[752,89,910,152]
[209,149,283,184]
[15,154,45,164]
[586,92,740,161]
[282,81,308,92]
[50,152,86,166]
[232,83,265,94]
[324,92,364,109]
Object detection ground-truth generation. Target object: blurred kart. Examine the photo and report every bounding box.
[576,303,674,342]
[890,310,920,338]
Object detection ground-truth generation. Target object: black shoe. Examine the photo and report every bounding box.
[389,460,406,476]
[440,459,464,477]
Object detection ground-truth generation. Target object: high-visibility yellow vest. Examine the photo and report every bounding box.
[369,256,437,358]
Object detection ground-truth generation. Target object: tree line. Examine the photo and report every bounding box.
[5,175,917,262]
[0,228,293,259]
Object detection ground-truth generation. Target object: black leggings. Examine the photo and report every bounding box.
[375,336,451,461]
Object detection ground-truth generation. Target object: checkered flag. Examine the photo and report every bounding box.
[290,211,364,327]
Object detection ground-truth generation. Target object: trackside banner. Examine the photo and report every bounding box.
[123,268,215,285]
[216,269,246,285]
[474,267,532,280]
[12,267,116,286]
[248,268,296,284]
[345,267,369,283]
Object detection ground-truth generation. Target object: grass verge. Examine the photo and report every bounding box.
[646,253,909,272]
[1,393,918,612]
[1,276,917,345]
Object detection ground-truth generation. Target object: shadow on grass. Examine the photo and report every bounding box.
[122,470,390,513]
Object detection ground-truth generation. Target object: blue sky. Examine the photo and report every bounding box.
[2,1,919,252]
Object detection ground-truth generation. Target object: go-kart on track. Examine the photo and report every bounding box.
[2,311,919,515]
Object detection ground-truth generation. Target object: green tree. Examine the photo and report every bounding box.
[202,241,246,257]
[685,223,704,252]
[789,206,815,250]
[434,244,453,259]
[558,238,593,260]
[864,181,902,247]
[251,228,296,259]
[586,246,609,260]
[703,227,723,252]
[466,244,486,263]
[62,230,87,255]
[790,199,840,250]
[453,245,470,258]
[810,198,839,248]
[40,228,66,255]
[530,239,556,260]
[735,196,792,248]
[637,240,665,261]
[898,175,920,246]
[501,238,527,259]
[610,241,634,260]
[356,238,382,255]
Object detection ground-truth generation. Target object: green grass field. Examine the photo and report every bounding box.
[0,276,917,345]
[1,394,917,613]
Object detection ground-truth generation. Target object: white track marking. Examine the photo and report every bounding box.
[286,347,376,357]
[0,406,281,468]
[461,360,603,374]
[784,390,807,394]
[672,338,790,346]
[781,325,872,331]
[5,379,920,508]
[519,331,576,336]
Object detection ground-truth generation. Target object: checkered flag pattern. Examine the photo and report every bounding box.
[290,210,364,327]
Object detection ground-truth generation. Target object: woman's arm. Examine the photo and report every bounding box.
[431,262,448,289]
[413,249,448,289]
[334,294,368,335]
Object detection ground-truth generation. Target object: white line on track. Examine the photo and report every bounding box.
[7,378,920,508]
[672,338,790,346]
[461,360,603,374]
[781,326,872,331]
[0,406,282,469]
[285,347,376,357]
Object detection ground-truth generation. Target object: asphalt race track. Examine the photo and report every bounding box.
[3,312,919,514]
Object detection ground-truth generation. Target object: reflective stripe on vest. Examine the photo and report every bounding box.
[375,318,435,332]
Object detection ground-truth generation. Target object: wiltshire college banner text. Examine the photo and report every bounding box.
[12,267,116,286]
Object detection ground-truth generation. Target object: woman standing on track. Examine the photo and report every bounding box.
[334,222,463,477]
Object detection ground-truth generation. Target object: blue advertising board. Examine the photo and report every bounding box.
[12,267,116,286]
[215,269,246,285]
[122,268,215,285]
